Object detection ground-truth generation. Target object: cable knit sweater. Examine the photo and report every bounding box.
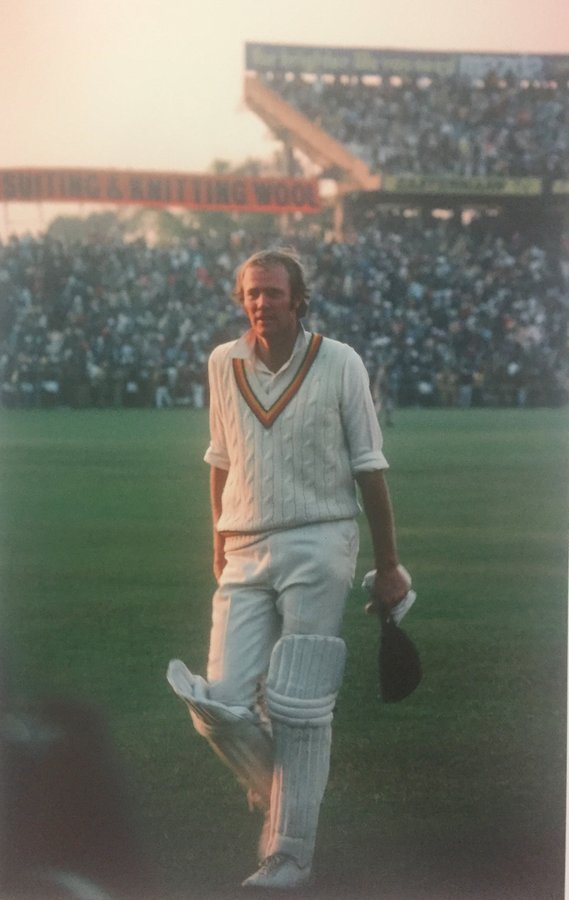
[204,328,388,534]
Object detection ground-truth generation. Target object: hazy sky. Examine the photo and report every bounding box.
[1,0,568,233]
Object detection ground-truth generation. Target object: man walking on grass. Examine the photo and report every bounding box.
[168,248,411,890]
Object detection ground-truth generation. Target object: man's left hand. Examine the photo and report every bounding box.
[367,564,412,614]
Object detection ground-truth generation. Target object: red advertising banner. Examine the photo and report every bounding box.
[0,168,321,214]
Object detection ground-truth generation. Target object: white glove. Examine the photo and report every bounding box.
[362,568,416,625]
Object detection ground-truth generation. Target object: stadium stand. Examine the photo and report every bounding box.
[245,44,569,182]
[258,71,568,179]
[1,45,567,411]
[0,215,567,410]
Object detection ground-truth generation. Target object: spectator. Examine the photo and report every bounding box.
[154,368,173,409]
[263,71,569,179]
[0,218,567,411]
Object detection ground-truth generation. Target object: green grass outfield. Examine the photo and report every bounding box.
[0,408,567,899]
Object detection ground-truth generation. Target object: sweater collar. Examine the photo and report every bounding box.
[230,325,309,367]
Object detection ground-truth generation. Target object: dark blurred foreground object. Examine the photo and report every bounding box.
[0,698,154,899]
[378,609,422,702]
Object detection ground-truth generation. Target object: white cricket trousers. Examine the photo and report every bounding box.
[206,519,360,709]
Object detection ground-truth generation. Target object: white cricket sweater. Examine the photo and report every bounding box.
[204,328,388,534]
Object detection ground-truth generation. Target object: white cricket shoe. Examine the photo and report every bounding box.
[242,854,311,890]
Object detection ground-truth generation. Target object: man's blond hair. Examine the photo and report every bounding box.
[232,248,310,318]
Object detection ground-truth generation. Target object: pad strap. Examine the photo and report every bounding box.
[266,635,346,726]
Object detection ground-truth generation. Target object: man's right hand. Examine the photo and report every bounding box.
[210,466,229,581]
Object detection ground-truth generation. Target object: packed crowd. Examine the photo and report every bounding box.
[262,72,569,180]
[0,216,567,411]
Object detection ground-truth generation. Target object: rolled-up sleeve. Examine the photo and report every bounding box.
[341,348,389,473]
[203,348,231,470]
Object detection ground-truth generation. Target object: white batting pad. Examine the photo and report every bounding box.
[264,635,346,869]
[166,658,273,809]
[167,659,251,720]
[266,635,346,726]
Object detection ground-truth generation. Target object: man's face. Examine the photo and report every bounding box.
[241,263,299,343]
